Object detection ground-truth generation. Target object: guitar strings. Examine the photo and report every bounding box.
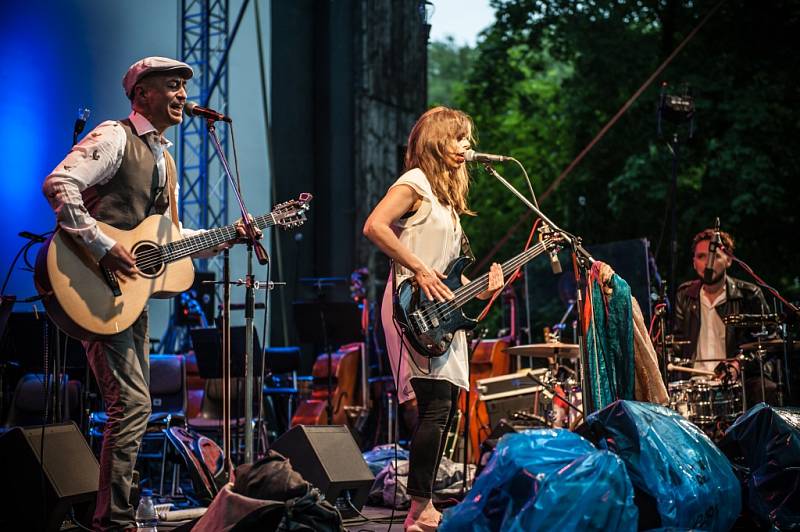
[415,241,548,322]
[132,213,278,270]
[432,243,542,316]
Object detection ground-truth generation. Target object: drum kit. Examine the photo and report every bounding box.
[500,341,584,430]
[485,311,795,438]
[664,312,794,438]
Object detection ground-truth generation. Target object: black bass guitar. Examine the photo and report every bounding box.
[394,235,561,358]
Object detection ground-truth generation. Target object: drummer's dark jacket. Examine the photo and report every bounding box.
[672,275,769,360]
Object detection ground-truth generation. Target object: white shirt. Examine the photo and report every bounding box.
[694,286,727,372]
[380,168,469,403]
[43,111,200,261]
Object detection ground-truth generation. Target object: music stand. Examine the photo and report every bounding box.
[190,326,262,380]
[293,301,362,424]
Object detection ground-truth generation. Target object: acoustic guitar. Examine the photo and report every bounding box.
[34,194,312,340]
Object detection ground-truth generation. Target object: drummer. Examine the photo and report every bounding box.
[672,228,777,403]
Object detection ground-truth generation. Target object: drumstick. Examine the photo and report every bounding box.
[667,363,715,377]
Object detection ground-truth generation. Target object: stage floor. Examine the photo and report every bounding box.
[343,505,407,531]
[59,504,407,530]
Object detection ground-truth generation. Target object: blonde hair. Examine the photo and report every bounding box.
[404,106,475,215]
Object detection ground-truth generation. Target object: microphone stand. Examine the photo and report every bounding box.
[482,163,598,415]
[206,118,269,465]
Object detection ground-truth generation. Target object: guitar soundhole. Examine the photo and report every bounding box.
[133,241,165,278]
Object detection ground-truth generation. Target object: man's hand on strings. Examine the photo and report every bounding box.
[100,243,139,280]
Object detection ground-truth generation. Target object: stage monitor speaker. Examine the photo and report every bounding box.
[0,422,99,531]
[270,425,374,518]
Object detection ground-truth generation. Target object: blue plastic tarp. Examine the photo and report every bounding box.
[440,429,638,532]
[362,444,409,476]
[587,400,741,532]
[719,403,800,529]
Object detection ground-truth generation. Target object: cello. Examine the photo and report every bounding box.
[290,342,363,426]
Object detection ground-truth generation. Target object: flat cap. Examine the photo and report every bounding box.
[122,56,193,99]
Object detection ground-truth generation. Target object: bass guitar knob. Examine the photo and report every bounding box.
[444,333,453,342]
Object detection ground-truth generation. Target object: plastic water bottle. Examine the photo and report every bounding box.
[135,489,158,531]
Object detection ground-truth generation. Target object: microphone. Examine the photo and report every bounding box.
[703,217,721,284]
[464,150,510,163]
[184,101,232,123]
[73,107,91,146]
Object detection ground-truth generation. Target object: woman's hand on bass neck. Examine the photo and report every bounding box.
[476,262,504,300]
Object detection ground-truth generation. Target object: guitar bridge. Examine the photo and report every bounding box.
[410,310,430,334]
[100,266,122,297]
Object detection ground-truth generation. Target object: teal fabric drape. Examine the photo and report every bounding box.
[584,271,636,410]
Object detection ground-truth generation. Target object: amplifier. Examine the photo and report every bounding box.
[476,368,549,401]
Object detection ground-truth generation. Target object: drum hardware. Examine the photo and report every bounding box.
[738,338,799,352]
[508,410,550,427]
[722,313,780,328]
[525,370,584,429]
[737,328,776,404]
[505,342,580,359]
[664,335,692,346]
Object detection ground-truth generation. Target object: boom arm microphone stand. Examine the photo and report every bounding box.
[206,117,269,466]
[720,246,800,404]
[481,163,598,415]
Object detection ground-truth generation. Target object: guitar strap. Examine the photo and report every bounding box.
[164,151,180,228]
[461,231,475,261]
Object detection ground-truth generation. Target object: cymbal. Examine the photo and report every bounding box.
[722,313,779,327]
[739,338,800,352]
[506,342,580,359]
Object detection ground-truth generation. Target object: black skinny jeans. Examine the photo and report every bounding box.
[407,378,460,498]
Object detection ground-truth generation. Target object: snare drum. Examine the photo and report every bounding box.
[668,378,743,425]
[684,378,743,425]
[668,380,693,419]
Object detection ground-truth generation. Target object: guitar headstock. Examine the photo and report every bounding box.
[538,224,565,252]
[272,193,313,229]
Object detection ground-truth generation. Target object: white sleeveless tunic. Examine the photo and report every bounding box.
[380,168,469,403]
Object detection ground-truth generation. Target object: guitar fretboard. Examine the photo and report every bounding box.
[444,240,552,311]
[158,212,276,264]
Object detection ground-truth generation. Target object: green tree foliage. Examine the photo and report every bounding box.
[428,36,478,107]
[434,0,800,317]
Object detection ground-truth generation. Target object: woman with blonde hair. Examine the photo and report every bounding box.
[363,107,503,531]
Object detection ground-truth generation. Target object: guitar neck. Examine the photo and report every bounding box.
[451,241,550,308]
[161,212,275,263]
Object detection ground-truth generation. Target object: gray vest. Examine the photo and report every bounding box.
[81,119,170,229]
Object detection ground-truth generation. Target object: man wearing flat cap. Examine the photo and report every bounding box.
[42,56,239,531]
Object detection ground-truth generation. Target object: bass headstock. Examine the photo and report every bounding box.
[272,193,313,229]
[538,223,565,252]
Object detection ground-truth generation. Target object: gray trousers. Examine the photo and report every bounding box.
[83,311,151,531]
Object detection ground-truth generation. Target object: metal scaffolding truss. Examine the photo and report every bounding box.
[179,0,229,269]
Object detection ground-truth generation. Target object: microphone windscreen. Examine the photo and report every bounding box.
[184,101,198,116]
[464,149,477,162]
